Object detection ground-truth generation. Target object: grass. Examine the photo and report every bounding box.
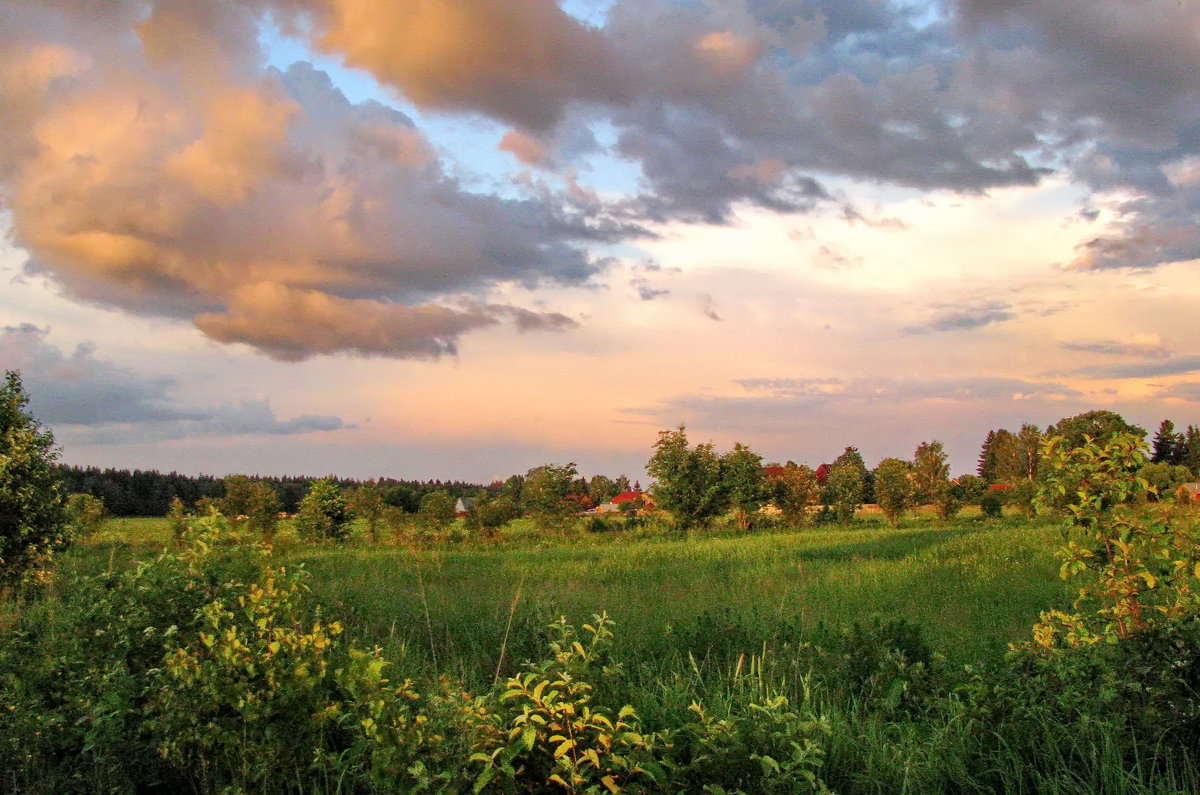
[70,513,1070,685]
[23,509,1200,793]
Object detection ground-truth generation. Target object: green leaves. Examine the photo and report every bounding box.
[0,369,67,589]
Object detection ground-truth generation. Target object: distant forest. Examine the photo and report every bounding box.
[55,465,488,517]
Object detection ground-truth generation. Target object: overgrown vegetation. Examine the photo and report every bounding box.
[7,376,1200,791]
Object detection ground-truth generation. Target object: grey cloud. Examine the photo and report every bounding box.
[953,0,1200,270]
[1060,338,1171,359]
[1157,383,1200,403]
[0,324,349,434]
[902,301,1015,334]
[0,324,202,424]
[1061,356,1200,381]
[207,399,349,435]
[734,375,1079,403]
[630,276,669,301]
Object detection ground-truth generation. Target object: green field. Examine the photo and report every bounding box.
[77,514,1069,680]
[11,511,1197,793]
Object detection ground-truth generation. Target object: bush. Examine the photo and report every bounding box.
[979,492,1004,518]
[585,514,620,533]
[295,478,351,541]
[65,492,108,539]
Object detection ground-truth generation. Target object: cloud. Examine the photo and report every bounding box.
[0,4,606,360]
[731,375,1080,404]
[1156,382,1200,403]
[304,0,634,131]
[1060,334,1171,359]
[953,0,1200,270]
[1061,356,1200,381]
[2,0,1199,364]
[0,324,349,434]
[902,301,1015,334]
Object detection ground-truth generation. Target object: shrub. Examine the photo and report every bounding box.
[979,492,1003,518]
[64,492,108,539]
[295,478,351,541]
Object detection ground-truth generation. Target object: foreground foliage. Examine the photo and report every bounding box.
[0,371,67,591]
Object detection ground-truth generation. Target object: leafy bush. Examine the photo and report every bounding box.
[64,492,108,539]
[979,492,1004,518]
[295,478,351,542]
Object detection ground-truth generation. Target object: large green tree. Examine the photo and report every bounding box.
[522,463,580,531]
[1048,410,1146,451]
[647,426,728,532]
[911,441,950,504]
[772,463,818,528]
[0,371,68,589]
[873,457,914,527]
[722,442,767,530]
[824,463,863,524]
[831,446,873,503]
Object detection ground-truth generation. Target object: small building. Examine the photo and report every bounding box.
[596,490,655,514]
[454,497,477,517]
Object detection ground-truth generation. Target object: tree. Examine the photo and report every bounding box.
[418,489,456,534]
[1014,423,1043,480]
[1047,410,1146,451]
[220,475,258,520]
[953,474,987,506]
[586,474,619,505]
[1184,425,1200,478]
[1151,420,1185,465]
[347,483,387,543]
[65,493,107,539]
[873,458,914,527]
[0,371,68,589]
[832,446,873,503]
[522,463,579,531]
[245,481,281,539]
[295,478,351,541]
[911,441,950,504]
[647,426,728,532]
[1137,461,1192,501]
[824,463,863,524]
[464,494,519,538]
[933,481,963,521]
[722,442,767,530]
[772,464,818,528]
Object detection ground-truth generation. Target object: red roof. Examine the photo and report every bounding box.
[762,466,788,479]
[814,464,831,484]
[611,491,645,504]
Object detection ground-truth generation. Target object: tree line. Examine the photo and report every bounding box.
[55,465,488,517]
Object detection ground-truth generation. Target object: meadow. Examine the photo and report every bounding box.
[79,513,1068,680]
[8,506,1199,793]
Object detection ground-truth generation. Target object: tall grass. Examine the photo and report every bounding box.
[279,517,1066,686]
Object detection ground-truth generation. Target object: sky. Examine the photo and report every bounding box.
[1,0,1199,484]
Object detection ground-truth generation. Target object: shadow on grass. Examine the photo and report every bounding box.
[790,524,987,564]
